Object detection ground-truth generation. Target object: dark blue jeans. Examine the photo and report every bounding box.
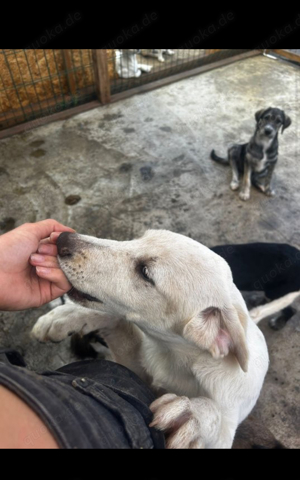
[0,350,165,449]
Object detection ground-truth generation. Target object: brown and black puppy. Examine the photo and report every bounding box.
[211,107,292,201]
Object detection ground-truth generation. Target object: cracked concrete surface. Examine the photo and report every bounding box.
[0,55,299,448]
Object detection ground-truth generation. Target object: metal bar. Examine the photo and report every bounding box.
[69,49,80,104]
[79,49,88,89]
[11,49,36,120]
[23,50,44,118]
[53,49,67,107]
[0,51,20,128]
[32,49,53,114]
[3,50,30,121]
[92,49,111,104]
[270,49,300,63]
[42,49,60,105]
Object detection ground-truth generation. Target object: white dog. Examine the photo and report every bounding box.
[115,49,152,78]
[32,230,269,449]
[140,49,175,62]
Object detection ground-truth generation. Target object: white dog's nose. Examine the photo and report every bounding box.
[57,232,77,257]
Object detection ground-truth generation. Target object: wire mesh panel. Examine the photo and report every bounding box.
[108,49,255,95]
[0,49,97,131]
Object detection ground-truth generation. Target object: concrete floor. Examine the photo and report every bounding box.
[0,54,299,448]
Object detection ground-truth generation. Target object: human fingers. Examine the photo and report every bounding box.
[37,243,58,256]
[39,237,51,245]
[49,232,64,243]
[35,266,71,292]
[27,219,75,242]
[30,254,60,268]
[41,231,71,245]
[37,231,72,253]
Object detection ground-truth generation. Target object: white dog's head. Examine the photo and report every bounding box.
[57,230,249,371]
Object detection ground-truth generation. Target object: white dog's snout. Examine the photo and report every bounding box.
[57,232,78,257]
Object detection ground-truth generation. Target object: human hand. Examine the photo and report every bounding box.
[0,219,75,311]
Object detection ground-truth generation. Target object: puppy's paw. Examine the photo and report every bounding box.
[230,180,240,191]
[255,183,266,193]
[149,394,205,449]
[31,305,82,343]
[265,188,276,197]
[239,190,250,201]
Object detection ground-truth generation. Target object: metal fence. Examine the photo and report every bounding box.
[109,49,254,95]
[0,49,97,131]
[0,49,261,136]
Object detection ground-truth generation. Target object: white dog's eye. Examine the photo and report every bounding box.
[139,264,155,285]
[142,265,150,279]
[136,261,155,285]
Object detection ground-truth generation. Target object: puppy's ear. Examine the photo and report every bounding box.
[255,109,266,123]
[281,113,292,134]
[183,303,249,372]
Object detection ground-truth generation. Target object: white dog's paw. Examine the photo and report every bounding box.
[32,304,119,344]
[31,305,84,343]
[239,190,250,201]
[149,394,205,449]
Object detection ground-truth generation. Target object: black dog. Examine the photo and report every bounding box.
[211,242,300,329]
[211,107,291,201]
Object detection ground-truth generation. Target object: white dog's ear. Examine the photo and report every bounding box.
[183,303,249,372]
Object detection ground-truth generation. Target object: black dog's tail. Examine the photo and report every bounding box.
[210,149,229,166]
